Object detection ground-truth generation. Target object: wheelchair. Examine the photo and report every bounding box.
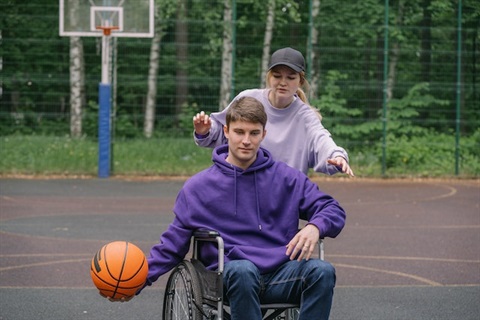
[162,228,324,320]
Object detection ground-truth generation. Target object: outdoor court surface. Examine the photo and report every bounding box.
[0,177,479,320]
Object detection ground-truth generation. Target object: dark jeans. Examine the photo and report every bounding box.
[223,259,336,320]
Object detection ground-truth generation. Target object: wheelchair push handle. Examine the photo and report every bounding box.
[193,228,220,239]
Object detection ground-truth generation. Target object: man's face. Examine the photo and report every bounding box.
[224,120,266,170]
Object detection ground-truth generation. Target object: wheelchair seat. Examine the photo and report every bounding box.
[162,228,324,320]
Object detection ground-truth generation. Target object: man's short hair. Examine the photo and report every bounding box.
[226,97,268,128]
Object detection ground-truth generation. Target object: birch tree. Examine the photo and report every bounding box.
[144,1,173,138]
[175,0,188,123]
[219,0,233,111]
[144,31,162,138]
[69,0,85,138]
[386,0,405,102]
[308,0,321,100]
[260,0,276,88]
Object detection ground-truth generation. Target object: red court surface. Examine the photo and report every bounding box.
[0,178,479,319]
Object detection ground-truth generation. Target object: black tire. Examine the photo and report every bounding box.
[163,261,204,320]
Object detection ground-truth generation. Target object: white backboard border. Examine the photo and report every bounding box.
[59,0,154,38]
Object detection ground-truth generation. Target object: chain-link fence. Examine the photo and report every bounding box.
[1,0,479,176]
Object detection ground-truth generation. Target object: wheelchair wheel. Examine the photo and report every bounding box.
[268,307,300,320]
[163,261,203,320]
[284,308,300,320]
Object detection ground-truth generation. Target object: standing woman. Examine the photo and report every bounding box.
[193,47,354,176]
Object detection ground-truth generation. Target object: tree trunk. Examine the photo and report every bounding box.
[308,0,320,100]
[374,33,385,116]
[260,0,276,88]
[68,0,85,138]
[386,42,399,102]
[420,0,432,82]
[219,0,233,111]
[144,6,165,138]
[386,0,405,103]
[175,0,188,122]
[69,35,85,138]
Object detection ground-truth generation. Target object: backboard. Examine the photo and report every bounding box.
[59,0,154,38]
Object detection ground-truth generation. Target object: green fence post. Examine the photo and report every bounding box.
[230,0,237,101]
[307,0,313,83]
[382,0,389,176]
[455,0,462,175]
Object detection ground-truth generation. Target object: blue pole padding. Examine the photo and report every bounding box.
[98,83,111,178]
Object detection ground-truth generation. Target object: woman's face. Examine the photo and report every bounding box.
[267,66,301,100]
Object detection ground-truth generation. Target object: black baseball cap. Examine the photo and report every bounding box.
[268,47,305,73]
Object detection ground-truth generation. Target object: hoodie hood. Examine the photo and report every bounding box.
[212,144,274,230]
[212,144,274,174]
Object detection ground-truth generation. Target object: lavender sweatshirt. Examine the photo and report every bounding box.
[194,88,349,175]
[144,145,346,287]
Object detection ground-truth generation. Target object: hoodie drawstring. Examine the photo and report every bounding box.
[254,172,262,231]
[233,166,237,215]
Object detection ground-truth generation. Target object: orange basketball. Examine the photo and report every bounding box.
[90,241,148,300]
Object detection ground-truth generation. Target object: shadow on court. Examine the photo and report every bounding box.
[1,177,479,320]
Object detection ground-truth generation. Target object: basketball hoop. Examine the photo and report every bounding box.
[96,26,120,36]
[59,0,154,178]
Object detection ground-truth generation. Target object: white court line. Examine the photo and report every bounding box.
[0,258,91,272]
[334,263,443,286]
[330,254,480,264]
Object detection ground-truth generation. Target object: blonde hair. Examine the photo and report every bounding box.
[266,70,322,120]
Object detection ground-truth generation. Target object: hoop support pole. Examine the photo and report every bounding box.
[98,31,113,178]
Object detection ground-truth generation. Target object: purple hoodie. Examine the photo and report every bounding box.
[145,145,345,287]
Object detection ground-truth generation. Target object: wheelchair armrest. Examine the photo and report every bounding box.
[193,228,220,239]
[192,229,225,272]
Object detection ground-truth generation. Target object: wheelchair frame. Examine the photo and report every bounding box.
[162,229,324,320]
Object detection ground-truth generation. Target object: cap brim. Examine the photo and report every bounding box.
[268,62,303,73]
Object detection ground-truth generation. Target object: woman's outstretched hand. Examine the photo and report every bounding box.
[327,157,355,177]
[193,111,212,136]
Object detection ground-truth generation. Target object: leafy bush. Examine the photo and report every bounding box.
[0,134,477,178]
[379,130,479,177]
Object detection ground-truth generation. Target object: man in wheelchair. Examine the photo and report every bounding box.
[138,96,346,319]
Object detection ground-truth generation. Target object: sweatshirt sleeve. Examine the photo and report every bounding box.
[143,191,193,289]
[193,114,228,148]
[299,177,346,238]
[305,110,350,175]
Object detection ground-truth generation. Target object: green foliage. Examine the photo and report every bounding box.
[0,135,213,176]
[380,130,479,177]
[0,112,71,136]
[177,102,201,137]
[1,0,479,179]
[0,135,97,175]
[1,134,477,177]
[148,102,201,139]
[82,100,100,138]
[112,137,212,175]
[386,82,450,136]
[312,70,371,149]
